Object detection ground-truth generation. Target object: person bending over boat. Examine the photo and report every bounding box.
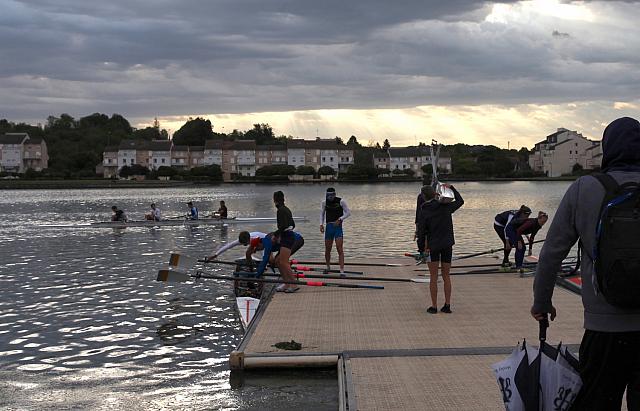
[417,184,464,314]
[505,211,548,269]
[216,201,228,219]
[145,203,161,221]
[255,231,305,293]
[493,205,531,267]
[208,231,267,261]
[320,187,351,275]
[187,201,198,220]
[272,191,299,292]
[111,206,127,222]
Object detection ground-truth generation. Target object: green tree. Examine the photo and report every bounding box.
[295,165,316,175]
[383,139,391,150]
[347,135,360,147]
[172,117,214,146]
[318,165,336,176]
[244,123,276,145]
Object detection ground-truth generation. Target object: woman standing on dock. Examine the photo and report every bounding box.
[272,191,299,292]
[417,184,464,314]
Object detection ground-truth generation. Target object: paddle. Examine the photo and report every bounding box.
[290,265,363,275]
[260,272,430,283]
[183,256,366,276]
[289,259,407,267]
[157,268,384,290]
[405,239,546,262]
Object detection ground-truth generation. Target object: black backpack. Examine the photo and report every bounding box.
[592,173,640,308]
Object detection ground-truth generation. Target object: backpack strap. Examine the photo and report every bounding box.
[591,172,620,198]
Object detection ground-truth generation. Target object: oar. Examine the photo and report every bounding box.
[291,265,363,275]
[157,268,384,290]
[451,239,546,261]
[289,259,407,267]
[260,272,430,283]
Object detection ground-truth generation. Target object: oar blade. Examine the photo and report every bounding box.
[168,252,198,270]
[157,268,191,283]
[410,278,430,283]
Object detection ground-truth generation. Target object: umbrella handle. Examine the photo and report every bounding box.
[539,314,549,342]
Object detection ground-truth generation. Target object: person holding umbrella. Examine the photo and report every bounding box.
[531,117,640,410]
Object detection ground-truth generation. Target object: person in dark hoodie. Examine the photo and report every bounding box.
[418,184,464,314]
[531,117,640,410]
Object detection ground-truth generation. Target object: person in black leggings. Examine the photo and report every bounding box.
[417,185,464,314]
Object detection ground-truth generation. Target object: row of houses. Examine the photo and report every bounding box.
[101,138,357,181]
[528,128,602,177]
[101,138,453,181]
[0,133,49,173]
[373,147,452,178]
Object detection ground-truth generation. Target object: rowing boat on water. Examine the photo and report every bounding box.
[42,216,309,229]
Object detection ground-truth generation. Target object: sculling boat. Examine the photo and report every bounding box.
[232,258,267,330]
[42,216,309,229]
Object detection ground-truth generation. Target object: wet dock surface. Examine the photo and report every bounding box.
[232,257,584,410]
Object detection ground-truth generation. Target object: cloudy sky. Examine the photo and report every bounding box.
[2,0,640,148]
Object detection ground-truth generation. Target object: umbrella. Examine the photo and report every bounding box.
[492,317,582,410]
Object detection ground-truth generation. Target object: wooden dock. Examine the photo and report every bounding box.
[229,257,584,410]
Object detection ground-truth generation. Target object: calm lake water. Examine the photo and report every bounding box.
[0,181,571,410]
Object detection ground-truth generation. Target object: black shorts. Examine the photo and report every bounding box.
[429,247,453,263]
[277,236,304,260]
[494,224,506,242]
[279,231,296,249]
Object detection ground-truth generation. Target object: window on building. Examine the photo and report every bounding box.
[130,159,134,164]
[161,158,165,163]
[322,157,326,162]
[154,158,157,163]
[330,157,333,162]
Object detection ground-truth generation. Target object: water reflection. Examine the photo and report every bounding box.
[0,182,571,409]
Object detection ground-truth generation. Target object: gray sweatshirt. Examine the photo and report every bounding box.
[533,171,640,332]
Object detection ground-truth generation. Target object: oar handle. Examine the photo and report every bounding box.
[539,314,549,342]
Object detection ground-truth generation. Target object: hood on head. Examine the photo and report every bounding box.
[601,117,640,172]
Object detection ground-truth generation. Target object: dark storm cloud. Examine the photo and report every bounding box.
[0,0,639,122]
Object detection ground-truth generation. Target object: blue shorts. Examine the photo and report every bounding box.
[324,222,344,240]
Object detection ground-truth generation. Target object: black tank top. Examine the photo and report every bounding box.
[325,197,344,223]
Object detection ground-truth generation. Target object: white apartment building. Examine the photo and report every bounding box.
[149,140,172,169]
[373,147,452,177]
[287,140,306,167]
[0,133,49,173]
[204,139,223,166]
[231,140,257,177]
[529,128,601,177]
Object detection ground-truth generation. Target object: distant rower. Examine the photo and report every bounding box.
[145,203,161,221]
[217,201,228,219]
[111,206,127,222]
[187,202,198,220]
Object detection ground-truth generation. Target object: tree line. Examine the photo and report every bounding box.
[0,113,537,179]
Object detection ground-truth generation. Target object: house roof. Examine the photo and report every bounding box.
[204,139,224,149]
[104,145,118,152]
[231,140,257,150]
[0,133,29,144]
[256,144,287,151]
[172,145,190,152]
[585,142,601,151]
[118,139,147,150]
[25,137,43,144]
[148,140,172,151]
[372,146,431,158]
[190,146,204,152]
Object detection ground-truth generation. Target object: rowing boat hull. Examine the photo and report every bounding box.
[44,216,309,229]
